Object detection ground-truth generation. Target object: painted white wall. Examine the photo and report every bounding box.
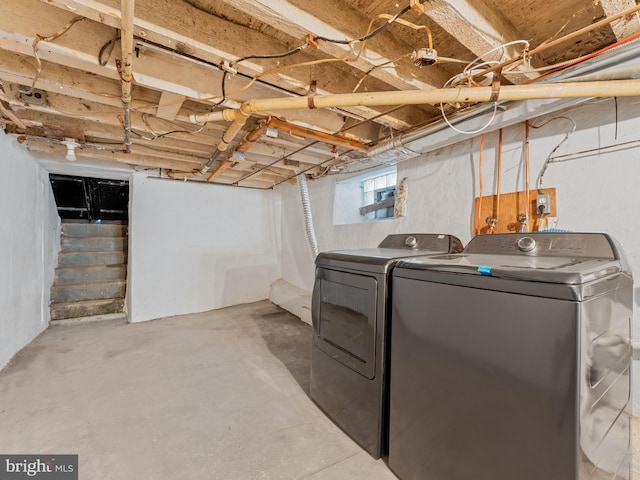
[277,95,640,413]
[0,132,60,369]
[127,174,281,323]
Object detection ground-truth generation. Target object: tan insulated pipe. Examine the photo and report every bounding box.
[198,105,251,174]
[190,79,640,125]
[120,0,135,154]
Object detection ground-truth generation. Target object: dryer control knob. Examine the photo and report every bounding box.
[405,236,418,248]
[517,236,536,252]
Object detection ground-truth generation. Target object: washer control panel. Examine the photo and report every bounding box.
[464,233,616,259]
[405,236,418,248]
[517,237,536,252]
[378,234,463,252]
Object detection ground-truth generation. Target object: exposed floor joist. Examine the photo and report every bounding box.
[599,0,640,39]
[218,0,452,91]
[0,0,636,187]
[421,0,535,83]
[35,0,430,130]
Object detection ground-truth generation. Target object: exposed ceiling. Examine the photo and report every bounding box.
[1,0,639,188]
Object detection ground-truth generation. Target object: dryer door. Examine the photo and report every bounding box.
[313,268,378,379]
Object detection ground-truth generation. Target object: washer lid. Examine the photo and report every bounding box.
[396,233,628,285]
[315,234,463,272]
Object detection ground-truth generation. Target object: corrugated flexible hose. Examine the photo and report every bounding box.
[297,174,319,260]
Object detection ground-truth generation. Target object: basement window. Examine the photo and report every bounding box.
[333,166,397,225]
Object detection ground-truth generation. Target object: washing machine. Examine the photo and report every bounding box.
[310,233,463,459]
[388,232,632,480]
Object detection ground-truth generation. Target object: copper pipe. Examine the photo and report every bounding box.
[496,128,503,220]
[474,4,640,80]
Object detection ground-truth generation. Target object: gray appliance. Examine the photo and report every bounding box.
[388,232,632,480]
[310,233,463,459]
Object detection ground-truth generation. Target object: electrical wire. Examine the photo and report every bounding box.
[99,30,120,66]
[529,31,640,82]
[440,101,498,135]
[137,116,209,141]
[214,0,427,104]
[28,16,85,94]
[211,43,309,106]
[549,137,640,162]
[530,116,576,192]
[352,53,412,93]
[313,3,414,45]
[471,4,640,82]
[372,14,433,50]
[437,39,529,135]
[220,57,355,100]
[463,40,530,78]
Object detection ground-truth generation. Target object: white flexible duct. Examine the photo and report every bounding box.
[297,174,319,260]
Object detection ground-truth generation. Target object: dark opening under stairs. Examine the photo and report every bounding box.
[50,222,128,322]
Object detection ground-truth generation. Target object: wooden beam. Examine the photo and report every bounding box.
[218,0,451,91]
[166,171,276,189]
[599,0,640,39]
[26,140,204,170]
[12,112,215,164]
[359,196,395,216]
[0,0,371,132]
[34,0,424,129]
[156,92,186,121]
[0,100,27,129]
[267,117,368,150]
[422,0,536,82]
[0,90,228,151]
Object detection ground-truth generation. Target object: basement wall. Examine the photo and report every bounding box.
[277,96,640,414]
[0,132,60,369]
[127,173,281,323]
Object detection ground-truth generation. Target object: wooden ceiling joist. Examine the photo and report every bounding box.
[421,0,536,82]
[0,0,635,188]
[35,0,426,130]
[599,0,640,39]
[25,139,204,170]
[219,0,452,91]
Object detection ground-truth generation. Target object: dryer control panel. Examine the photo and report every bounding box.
[464,233,616,259]
[378,234,463,252]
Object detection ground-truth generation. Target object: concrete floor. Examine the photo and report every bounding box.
[0,301,396,480]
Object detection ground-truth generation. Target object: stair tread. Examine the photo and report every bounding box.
[50,297,125,320]
[51,279,126,289]
[61,251,127,254]
[59,250,128,255]
[51,313,127,324]
[51,298,125,308]
[61,235,128,239]
[56,264,126,270]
